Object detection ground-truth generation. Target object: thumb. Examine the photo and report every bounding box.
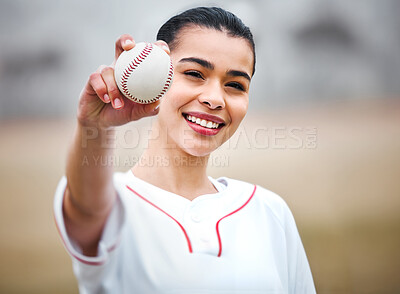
[154,40,170,55]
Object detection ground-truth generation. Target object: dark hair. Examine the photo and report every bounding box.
[157,6,256,75]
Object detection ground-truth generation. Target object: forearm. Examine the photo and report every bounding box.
[63,121,117,255]
[66,120,117,216]
[58,34,160,255]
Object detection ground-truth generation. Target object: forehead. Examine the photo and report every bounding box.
[171,26,254,75]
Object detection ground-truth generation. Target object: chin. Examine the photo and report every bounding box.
[181,145,217,158]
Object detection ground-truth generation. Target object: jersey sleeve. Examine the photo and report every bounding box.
[53,176,126,266]
[254,184,316,294]
[280,199,316,294]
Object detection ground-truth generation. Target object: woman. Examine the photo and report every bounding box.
[54,6,316,294]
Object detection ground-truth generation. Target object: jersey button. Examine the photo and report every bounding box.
[200,235,210,243]
[191,213,202,223]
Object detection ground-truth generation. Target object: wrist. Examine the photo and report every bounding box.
[77,117,115,131]
[76,120,117,150]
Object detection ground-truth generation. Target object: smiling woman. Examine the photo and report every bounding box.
[53,6,316,294]
[152,27,253,158]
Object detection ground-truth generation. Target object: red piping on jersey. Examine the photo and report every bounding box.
[126,185,193,253]
[216,185,257,257]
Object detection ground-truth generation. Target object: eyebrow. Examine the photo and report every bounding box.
[179,57,214,70]
[227,70,251,81]
[179,57,251,81]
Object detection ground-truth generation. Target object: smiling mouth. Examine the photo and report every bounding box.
[183,114,224,129]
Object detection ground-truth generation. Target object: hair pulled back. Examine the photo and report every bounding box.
[157,6,256,75]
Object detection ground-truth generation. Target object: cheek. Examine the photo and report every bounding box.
[229,99,249,125]
[160,75,191,110]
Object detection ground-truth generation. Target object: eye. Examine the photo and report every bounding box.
[226,82,245,91]
[184,70,204,79]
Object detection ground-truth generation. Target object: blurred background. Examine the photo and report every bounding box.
[0,0,399,293]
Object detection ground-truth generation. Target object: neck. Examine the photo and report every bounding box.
[131,125,217,200]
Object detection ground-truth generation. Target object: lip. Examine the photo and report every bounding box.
[184,112,226,124]
[183,111,226,136]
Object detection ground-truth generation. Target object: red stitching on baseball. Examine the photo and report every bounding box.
[154,61,174,100]
[119,43,173,104]
[119,43,154,102]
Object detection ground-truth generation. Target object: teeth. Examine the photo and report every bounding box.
[185,114,220,129]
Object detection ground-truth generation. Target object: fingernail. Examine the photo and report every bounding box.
[125,39,133,46]
[161,45,169,52]
[153,104,160,112]
[104,94,110,103]
[113,98,123,109]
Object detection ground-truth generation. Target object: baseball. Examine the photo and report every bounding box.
[114,42,174,104]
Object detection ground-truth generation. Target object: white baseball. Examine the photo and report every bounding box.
[114,42,174,104]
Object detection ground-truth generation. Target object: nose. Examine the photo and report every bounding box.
[198,86,225,110]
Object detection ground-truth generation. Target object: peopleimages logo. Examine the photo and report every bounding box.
[80,125,318,150]
[226,126,318,150]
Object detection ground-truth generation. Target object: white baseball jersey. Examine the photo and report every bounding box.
[54,170,316,294]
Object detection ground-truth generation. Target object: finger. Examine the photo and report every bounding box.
[89,69,110,103]
[93,65,111,103]
[154,40,170,55]
[101,66,124,109]
[96,64,108,73]
[115,34,135,61]
[143,100,161,116]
